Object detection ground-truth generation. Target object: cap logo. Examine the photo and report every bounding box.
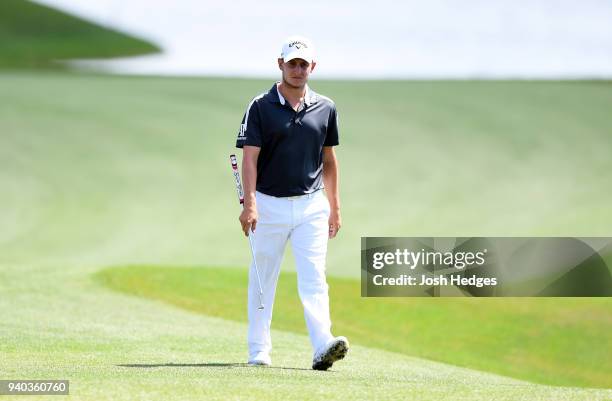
[289,41,307,50]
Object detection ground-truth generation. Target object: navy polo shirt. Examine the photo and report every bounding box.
[235,83,339,197]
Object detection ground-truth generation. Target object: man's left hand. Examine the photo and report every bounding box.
[328,209,341,239]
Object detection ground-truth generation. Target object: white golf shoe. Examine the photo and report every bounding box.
[248,352,271,367]
[312,336,349,371]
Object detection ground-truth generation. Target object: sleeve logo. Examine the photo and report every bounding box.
[237,123,246,140]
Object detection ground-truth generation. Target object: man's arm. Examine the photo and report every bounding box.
[322,146,341,239]
[239,145,260,236]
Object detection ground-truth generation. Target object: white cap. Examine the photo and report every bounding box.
[280,36,315,63]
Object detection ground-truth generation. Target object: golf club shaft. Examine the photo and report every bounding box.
[230,154,265,309]
[247,229,264,298]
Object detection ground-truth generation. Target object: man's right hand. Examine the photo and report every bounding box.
[239,206,258,236]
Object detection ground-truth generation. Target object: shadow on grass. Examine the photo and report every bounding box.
[117,362,316,372]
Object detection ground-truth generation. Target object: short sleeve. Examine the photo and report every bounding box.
[236,100,262,148]
[324,105,339,146]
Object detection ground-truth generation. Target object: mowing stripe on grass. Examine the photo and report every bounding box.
[95,265,612,389]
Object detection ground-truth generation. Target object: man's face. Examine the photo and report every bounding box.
[278,58,316,89]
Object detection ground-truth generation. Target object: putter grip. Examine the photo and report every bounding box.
[230,154,244,205]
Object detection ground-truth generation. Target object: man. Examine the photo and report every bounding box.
[235,36,349,371]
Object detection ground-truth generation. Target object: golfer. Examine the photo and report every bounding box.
[235,36,349,370]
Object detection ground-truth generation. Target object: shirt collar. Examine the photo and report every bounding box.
[271,82,317,106]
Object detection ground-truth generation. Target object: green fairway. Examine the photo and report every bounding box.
[0,0,159,68]
[1,72,612,399]
[1,73,612,273]
[2,260,610,401]
[95,265,612,389]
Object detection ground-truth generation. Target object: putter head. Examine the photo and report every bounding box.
[258,304,265,310]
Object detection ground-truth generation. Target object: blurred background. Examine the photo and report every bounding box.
[1,1,611,400]
[13,0,612,77]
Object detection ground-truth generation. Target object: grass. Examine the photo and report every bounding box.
[1,72,612,399]
[95,265,612,389]
[0,0,159,68]
[1,73,612,273]
[2,272,608,401]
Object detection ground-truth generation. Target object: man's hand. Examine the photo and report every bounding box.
[240,146,260,236]
[239,206,258,236]
[328,208,341,239]
[322,146,341,239]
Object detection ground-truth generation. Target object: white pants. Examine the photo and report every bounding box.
[248,190,334,359]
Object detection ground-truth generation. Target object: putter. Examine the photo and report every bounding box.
[230,154,265,310]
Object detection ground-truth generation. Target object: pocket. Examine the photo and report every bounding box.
[255,191,267,218]
[320,193,331,216]
[256,192,282,223]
